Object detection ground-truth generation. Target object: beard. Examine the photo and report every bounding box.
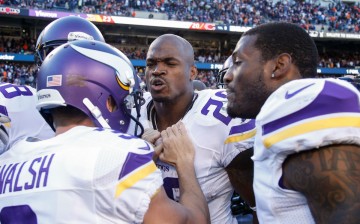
[226,70,271,119]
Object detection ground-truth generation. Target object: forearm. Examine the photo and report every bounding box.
[159,122,210,223]
[228,169,258,224]
[177,161,210,224]
[283,144,360,224]
[227,149,256,207]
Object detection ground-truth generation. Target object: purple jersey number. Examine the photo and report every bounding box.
[201,91,232,125]
[163,177,180,201]
[0,205,37,223]
[0,83,33,99]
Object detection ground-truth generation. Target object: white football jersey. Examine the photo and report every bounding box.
[0,126,163,223]
[253,78,360,224]
[0,83,54,154]
[130,89,256,224]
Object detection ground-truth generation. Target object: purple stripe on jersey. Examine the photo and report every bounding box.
[229,119,256,135]
[263,80,360,135]
[118,151,153,180]
[0,105,8,117]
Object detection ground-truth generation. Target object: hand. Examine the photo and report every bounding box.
[159,122,195,168]
[142,128,163,161]
[142,128,161,145]
[153,138,163,161]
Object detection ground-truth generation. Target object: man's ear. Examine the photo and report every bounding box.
[272,53,292,78]
[190,65,198,81]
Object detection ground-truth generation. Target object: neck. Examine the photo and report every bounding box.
[54,119,96,136]
[153,92,195,132]
[55,124,79,136]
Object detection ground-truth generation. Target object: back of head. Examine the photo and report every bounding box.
[35,16,105,66]
[36,40,142,134]
[193,80,207,91]
[243,22,318,78]
[216,56,233,89]
[0,83,54,155]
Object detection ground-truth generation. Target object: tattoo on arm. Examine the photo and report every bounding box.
[282,144,360,224]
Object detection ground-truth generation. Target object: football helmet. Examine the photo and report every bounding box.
[216,56,233,89]
[192,80,206,91]
[36,40,144,136]
[35,16,105,66]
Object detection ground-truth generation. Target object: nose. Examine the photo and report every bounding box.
[223,68,232,85]
[152,65,165,76]
[151,62,166,75]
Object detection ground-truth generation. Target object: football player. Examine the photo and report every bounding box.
[216,56,255,219]
[128,34,257,224]
[0,40,209,223]
[35,16,146,137]
[224,22,360,224]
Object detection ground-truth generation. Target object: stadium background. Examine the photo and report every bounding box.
[1,0,360,89]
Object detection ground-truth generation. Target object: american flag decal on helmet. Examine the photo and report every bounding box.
[47,75,62,87]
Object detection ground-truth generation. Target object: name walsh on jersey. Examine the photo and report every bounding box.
[0,154,54,194]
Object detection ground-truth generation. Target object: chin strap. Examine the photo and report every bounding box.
[124,89,145,137]
[83,98,110,129]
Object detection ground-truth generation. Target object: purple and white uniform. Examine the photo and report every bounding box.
[253,78,360,224]
[130,89,256,224]
[0,83,54,155]
[0,126,163,223]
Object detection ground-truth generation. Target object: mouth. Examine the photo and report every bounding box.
[226,89,234,101]
[150,78,166,91]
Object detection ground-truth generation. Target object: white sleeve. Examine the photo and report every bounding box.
[254,78,360,160]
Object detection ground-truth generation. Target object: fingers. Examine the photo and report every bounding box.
[177,122,186,136]
[160,122,183,140]
[142,128,161,145]
[143,128,163,161]
[159,121,195,167]
[152,143,163,162]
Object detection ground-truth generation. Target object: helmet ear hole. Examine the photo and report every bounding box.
[106,95,117,112]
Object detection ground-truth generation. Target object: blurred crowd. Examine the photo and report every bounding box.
[1,36,360,67]
[0,62,37,87]
[1,0,360,33]
[1,34,360,88]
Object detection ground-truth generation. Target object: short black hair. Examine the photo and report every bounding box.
[243,22,318,78]
[51,105,90,128]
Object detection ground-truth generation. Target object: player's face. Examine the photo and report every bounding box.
[145,39,193,103]
[224,35,273,119]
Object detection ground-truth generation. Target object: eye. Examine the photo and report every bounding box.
[234,60,242,66]
[166,61,177,66]
[146,61,155,67]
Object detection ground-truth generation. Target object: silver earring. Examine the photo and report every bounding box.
[271,73,275,78]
